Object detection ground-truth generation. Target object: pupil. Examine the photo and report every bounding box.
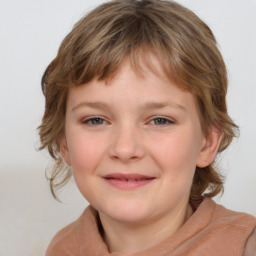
[156,118,166,124]
[93,118,102,124]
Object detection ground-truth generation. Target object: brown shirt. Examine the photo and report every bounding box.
[46,198,256,256]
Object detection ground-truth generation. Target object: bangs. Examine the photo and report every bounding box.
[66,15,177,87]
[49,0,216,95]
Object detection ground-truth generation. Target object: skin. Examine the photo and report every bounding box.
[60,59,222,254]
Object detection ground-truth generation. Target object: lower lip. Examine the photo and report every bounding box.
[103,178,155,190]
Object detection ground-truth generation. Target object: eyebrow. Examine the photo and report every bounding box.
[142,102,187,112]
[71,101,187,112]
[71,102,111,112]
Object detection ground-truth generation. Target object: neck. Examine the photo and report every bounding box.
[99,203,193,254]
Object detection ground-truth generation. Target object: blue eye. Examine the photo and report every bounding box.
[90,118,104,125]
[82,117,106,125]
[154,118,168,125]
[150,117,174,125]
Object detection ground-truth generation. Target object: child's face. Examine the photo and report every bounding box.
[61,59,210,225]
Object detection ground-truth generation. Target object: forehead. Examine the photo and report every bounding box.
[67,60,197,115]
[75,51,188,93]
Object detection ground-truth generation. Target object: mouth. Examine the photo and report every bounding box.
[102,173,156,190]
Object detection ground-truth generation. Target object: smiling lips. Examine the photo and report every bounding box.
[103,173,156,189]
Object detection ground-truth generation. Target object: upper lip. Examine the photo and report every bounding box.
[102,173,155,180]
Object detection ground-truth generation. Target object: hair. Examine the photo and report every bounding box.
[39,0,238,201]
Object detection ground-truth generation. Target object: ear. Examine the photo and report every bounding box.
[59,136,71,166]
[196,128,223,168]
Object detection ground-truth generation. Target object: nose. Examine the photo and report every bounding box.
[108,125,146,162]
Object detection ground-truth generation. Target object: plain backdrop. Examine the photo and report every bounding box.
[0,0,255,255]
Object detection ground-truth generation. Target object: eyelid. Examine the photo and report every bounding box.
[81,115,109,125]
[148,115,176,125]
[80,115,175,126]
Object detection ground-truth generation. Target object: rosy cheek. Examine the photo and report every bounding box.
[68,135,106,174]
[151,134,195,171]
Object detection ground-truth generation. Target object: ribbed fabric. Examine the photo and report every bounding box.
[46,198,256,256]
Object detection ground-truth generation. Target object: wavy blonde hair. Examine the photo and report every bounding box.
[39,0,238,200]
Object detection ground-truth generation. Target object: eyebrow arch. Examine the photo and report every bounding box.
[71,102,110,112]
[142,101,187,112]
[71,101,187,112]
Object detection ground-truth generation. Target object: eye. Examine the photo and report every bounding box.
[82,117,107,126]
[149,116,175,125]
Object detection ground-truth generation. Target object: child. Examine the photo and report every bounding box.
[39,0,256,255]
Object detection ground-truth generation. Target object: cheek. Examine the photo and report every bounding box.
[149,132,200,201]
[149,130,200,173]
[66,131,107,174]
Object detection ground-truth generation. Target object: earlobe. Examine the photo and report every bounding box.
[59,137,71,166]
[196,128,223,168]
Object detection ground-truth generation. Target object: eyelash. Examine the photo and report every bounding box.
[148,116,175,126]
[81,116,175,126]
[81,116,107,126]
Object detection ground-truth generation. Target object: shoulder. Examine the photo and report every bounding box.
[45,206,98,256]
[45,220,80,256]
[244,229,256,256]
[195,198,256,255]
[211,199,256,228]
[209,199,256,255]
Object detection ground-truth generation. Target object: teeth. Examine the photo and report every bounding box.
[116,178,139,181]
[121,178,146,182]
[106,177,151,181]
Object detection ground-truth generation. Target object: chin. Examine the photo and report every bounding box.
[99,201,153,224]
